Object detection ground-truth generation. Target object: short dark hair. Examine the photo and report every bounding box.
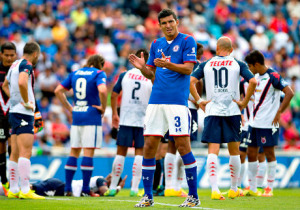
[196,43,204,57]
[86,54,105,69]
[158,9,177,23]
[245,50,265,65]
[1,42,16,53]
[135,49,149,63]
[23,41,40,55]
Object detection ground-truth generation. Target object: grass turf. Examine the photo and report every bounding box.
[1,189,300,209]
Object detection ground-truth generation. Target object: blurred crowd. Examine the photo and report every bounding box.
[0,0,299,151]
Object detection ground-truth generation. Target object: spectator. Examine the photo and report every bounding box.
[52,20,69,43]
[286,0,300,19]
[269,11,289,33]
[0,17,16,38]
[259,0,274,23]
[38,68,59,100]
[250,26,270,52]
[96,35,118,64]
[34,21,52,42]
[70,4,88,27]
[12,31,25,58]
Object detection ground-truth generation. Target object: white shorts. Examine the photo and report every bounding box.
[144,104,191,137]
[70,125,102,148]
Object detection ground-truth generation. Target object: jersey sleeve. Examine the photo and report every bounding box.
[191,61,206,79]
[269,70,288,91]
[146,40,156,67]
[19,60,33,75]
[236,59,254,82]
[60,72,73,90]
[183,36,197,63]
[112,72,126,93]
[96,71,107,86]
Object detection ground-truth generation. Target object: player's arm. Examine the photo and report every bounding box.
[111,91,119,128]
[19,71,34,110]
[128,52,156,79]
[2,78,10,97]
[95,84,107,115]
[54,85,73,114]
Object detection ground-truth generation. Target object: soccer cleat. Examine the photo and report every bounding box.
[130,190,138,197]
[64,191,72,196]
[257,187,264,195]
[164,188,176,197]
[228,189,240,199]
[81,191,100,197]
[134,195,154,207]
[243,186,250,191]
[104,189,117,196]
[7,190,19,198]
[179,195,200,207]
[238,188,244,196]
[262,187,273,197]
[174,188,188,197]
[243,189,262,197]
[19,190,45,199]
[2,182,9,196]
[211,191,225,200]
[153,185,164,196]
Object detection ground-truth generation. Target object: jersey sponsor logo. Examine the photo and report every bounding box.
[173,45,179,52]
[261,136,266,144]
[73,106,88,112]
[75,70,93,75]
[128,73,148,81]
[210,60,233,67]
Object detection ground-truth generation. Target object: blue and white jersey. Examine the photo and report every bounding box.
[146,33,197,106]
[6,59,35,116]
[250,68,288,129]
[188,60,201,109]
[113,68,152,127]
[192,56,254,116]
[60,67,107,126]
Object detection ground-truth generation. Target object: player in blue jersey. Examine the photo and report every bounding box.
[129,9,200,207]
[55,55,107,197]
[190,37,257,200]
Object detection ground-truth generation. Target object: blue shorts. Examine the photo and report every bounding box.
[201,115,241,144]
[9,113,34,135]
[239,130,249,152]
[117,125,144,148]
[189,108,198,141]
[247,126,279,147]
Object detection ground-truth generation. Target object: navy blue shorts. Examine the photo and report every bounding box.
[239,130,249,152]
[201,115,241,144]
[9,113,34,135]
[247,126,279,147]
[189,108,198,141]
[117,125,144,148]
[0,117,11,142]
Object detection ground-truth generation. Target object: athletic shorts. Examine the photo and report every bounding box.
[239,130,249,152]
[9,113,34,135]
[70,125,102,148]
[189,108,198,141]
[144,104,191,137]
[0,117,11,142]
[117,125,144,148]
[201,115,242,144]
[247,126,279,147]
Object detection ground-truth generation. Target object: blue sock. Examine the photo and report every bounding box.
[142,158,156,199]
[65,156,77,192]
[81,157,94,193]
[181,152,198,199]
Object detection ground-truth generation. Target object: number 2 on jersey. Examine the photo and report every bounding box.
[75,78,87,100]
[132,81,141,100]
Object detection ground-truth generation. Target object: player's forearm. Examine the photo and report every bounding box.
[278,86,294,113]
[165,62,194,75]
[99,88,107,113]
[54,87,72,112]
[19,82,29,103]
[111,92,118,116]
[190,77,201,101]
[2,80,10,98]
[140,65,154,79]
[243,78,257,104]
[196,80,203,97]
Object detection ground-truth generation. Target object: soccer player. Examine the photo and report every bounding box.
[2,41,44,199]
[55,55,107,197]
[244,50,294,197]
[106,49,152,197]
[0,42,17,196]
[129,9,200,207]
[190,36,257,200]
[164,43,204,197]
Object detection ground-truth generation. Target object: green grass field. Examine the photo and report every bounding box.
[1,189,300,209]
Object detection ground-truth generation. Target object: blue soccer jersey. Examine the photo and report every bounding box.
[146,33,197,106]
[60,67,107,126]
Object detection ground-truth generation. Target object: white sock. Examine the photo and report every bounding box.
[131,155,142,192]
[173,153,184,191]
[238,163,245,188]
[207,153,219,193]
[248,161,258,192]
[18,157,31,194]
[229,155,241,191]
[257,161,267,188]
[164,153,176,189]
[8,160,19,193]
[110,155,125,190]
[267,161,277,190]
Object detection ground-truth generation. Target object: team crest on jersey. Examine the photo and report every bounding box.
[261,137,266,144]
[173,45,179,52]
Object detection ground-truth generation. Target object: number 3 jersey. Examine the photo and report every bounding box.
[60,67,107,126]
[249,68,288,129]
[191,56,254,116]
[113,68,152,127]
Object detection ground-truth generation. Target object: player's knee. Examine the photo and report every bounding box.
[247,147,258,162]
